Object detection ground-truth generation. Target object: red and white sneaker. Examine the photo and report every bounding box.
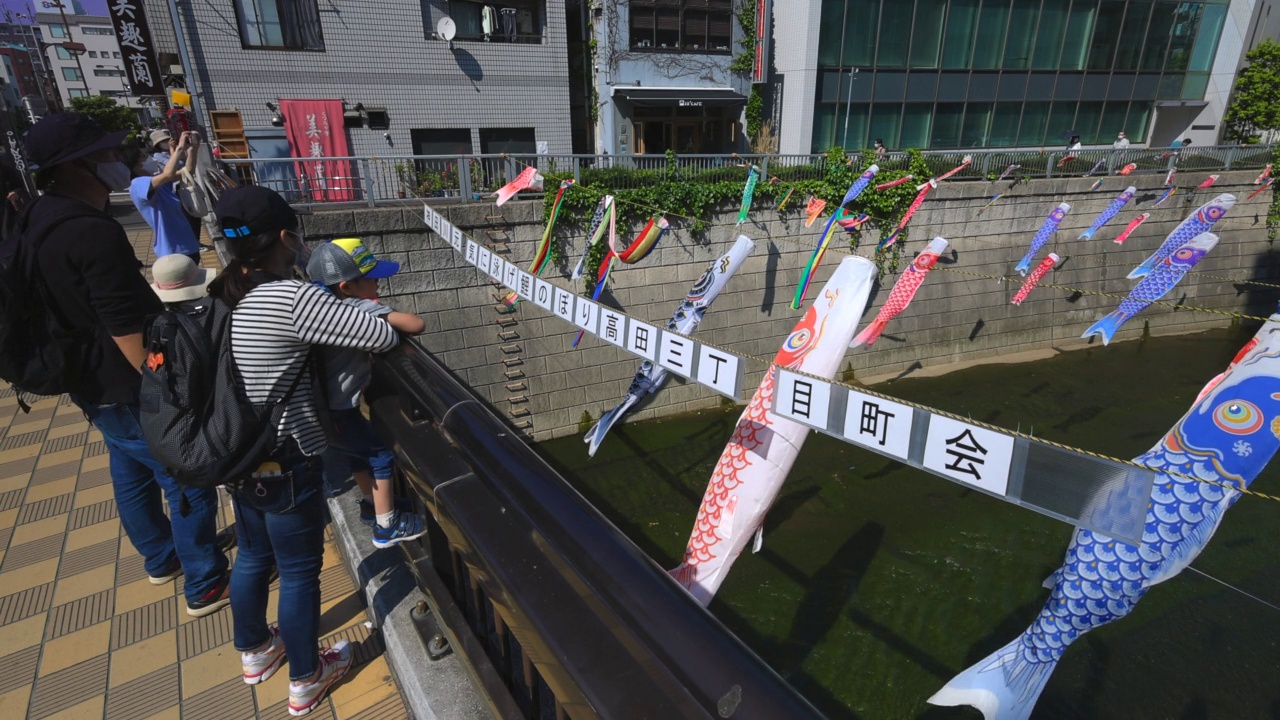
[241,627,286,685]
[287,641,351,716]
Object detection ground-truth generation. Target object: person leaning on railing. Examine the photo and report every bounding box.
[207,185,399,714]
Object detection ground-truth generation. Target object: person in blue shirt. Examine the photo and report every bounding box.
[129,131,201,262]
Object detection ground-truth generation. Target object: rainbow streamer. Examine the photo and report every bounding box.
[775,188,796,211]
[976,193,1004,216]
[1153,186,1176,207]
[792,210,844,310]
[876,175,913,191]
[503,179,573,308]
[573,254,617,348]
[736,165,760,226]
[838,212,870,234]
[611,215,669,264]
[878,180,935,252]
[571,195,616,281]
[1088,179,1103,192]
[1248,177,1274,200]
[1114,212,1150,245]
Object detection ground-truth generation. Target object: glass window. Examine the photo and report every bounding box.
[88,51,97,58]
[1076,101,1104,143]
[1088,1,1126,70]
[1019,102,1051,146]
[1114,1,1153,70]
[971,0,1010,70]
[878,2,913,68]
[1003,0,1038,69]
[839,105,870,150]
[818,0,845,66]
[655,9,679,48]
[1126,101,1153,142]
[62,67,82,81]
[1182,71,1209,99]
[1048,101,1078,142]
[843,0,879,66]
[910,0,947,68]
[1166,3,1204,71]
[68,88,87,97]
[54,47,73,60]
[941,0,979,69]
[480,128,537,155]
[683,10,709,50]
[998,72,1028,100]
[937,72,969,102]
[813,101,838,151]
[969,72,999,101]
[869,104,902,150]
[900,104,933,148]
[1133,73,1160,99]
[906,72,939,102]
[235,0,325,50]
[1098,100,1130,141]
[1141,9,1176,70]
[1026,73,1056,101]
[1056,72,1083,101]
[961,102,992,147]
[989,103,1021,146]
[874,72,907,102]
[931,103,965,147]
[1189,4,1226,71]
[1158,73,1184,99]
[1108,73,1136,97]
[1061,0,1098,70]
[48,24,67,39]
[1032,0,1070,69]
[114,52,121,59]
[1081,73,1109,100]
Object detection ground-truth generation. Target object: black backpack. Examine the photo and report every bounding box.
[138,296,309,489]
[0,206,100,409]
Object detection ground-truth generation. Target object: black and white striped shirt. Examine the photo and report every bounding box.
[232,280,399,456]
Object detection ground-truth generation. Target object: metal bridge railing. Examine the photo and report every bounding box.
[368,339,825,720]
[221,144,1274,209]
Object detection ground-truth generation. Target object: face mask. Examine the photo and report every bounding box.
[94,161,132,191]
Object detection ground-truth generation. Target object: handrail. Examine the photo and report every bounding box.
[368,340,825,719]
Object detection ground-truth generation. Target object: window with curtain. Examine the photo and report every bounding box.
[629,1,733,53]
[62,67,82,81]
[235,0,325,50]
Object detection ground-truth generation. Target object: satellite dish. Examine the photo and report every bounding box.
[437,16,457,43]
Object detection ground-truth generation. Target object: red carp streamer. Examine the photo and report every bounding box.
[876,175,913,191]
[1256,165,1272,184]
[936,156,972,182]
[1114,213,1150,245]
[1011,253,1059,306]
[804,196,827,227]
[1118,163,1138,176]
[1197,174,1219,189]
[877,180,935,252]
[1057,154,1078,167]
[1164,169,1176,186]
[493,166,542,206]
[1248,177,1274,201]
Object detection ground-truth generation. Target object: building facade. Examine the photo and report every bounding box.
[36,11,151,119]
[138,0,573,160]
[0,19,61,118]
[588,0,751,155]
[773,0,1273,153]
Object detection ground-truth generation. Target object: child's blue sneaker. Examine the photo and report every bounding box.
[371,510,427,549]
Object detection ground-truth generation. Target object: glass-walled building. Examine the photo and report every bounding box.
[805,0,1231,151]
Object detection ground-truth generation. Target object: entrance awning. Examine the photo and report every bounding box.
[614,88,748,108]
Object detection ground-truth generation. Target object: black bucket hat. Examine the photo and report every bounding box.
[23,112,129,172]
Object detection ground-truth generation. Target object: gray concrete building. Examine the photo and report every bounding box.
[587,0,751,155]
[140,0,573,159]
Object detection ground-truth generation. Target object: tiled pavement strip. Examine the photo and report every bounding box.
[0,228,411,720]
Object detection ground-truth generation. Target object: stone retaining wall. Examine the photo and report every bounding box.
[298,170,1278,442]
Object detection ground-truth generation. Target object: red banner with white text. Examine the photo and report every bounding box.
[279,99,354,202]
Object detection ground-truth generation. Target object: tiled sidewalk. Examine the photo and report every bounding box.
[0,226,410,720]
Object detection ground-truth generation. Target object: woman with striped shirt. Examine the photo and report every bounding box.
[209,186,399,715]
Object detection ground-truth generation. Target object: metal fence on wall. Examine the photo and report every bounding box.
[221,144,1275,208]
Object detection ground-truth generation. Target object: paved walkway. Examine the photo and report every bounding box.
[0,227,410,720]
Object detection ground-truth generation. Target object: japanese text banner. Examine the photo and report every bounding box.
[107,0,164,96]
[280,99,354,202]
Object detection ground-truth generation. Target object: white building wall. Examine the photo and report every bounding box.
[774,0,822,154]
[38,13,148,113]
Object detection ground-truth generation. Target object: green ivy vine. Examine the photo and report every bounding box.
[745,86,764,142]
[1269,144,1280,246]
[728,1,756,77]
[540,147,932,292]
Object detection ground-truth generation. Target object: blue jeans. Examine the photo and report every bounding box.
[231,452,326,681]
[328,408,393,480]
[74,399,227,604]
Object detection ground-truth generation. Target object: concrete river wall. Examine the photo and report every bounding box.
[298,169,1278,442]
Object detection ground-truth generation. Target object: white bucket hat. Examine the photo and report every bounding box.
[150,254,213,303]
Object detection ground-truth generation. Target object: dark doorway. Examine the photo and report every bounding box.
[479,128,537,155]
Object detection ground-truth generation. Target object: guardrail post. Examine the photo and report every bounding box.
[1045,154,1055,179]
[362,158,376,207]
[1224,146,1236,171]
[460,157,473,200]
[759,155,769,180]
[573,155,581,184]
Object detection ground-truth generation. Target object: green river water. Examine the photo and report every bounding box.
[536,328,1280,719]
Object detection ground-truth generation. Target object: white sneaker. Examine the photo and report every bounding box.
[287,641,351,716]
[241,627,286,685]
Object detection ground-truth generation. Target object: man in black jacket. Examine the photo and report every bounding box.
[19,113,230,617]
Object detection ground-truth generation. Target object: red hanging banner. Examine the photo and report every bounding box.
[279,99,354,202]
